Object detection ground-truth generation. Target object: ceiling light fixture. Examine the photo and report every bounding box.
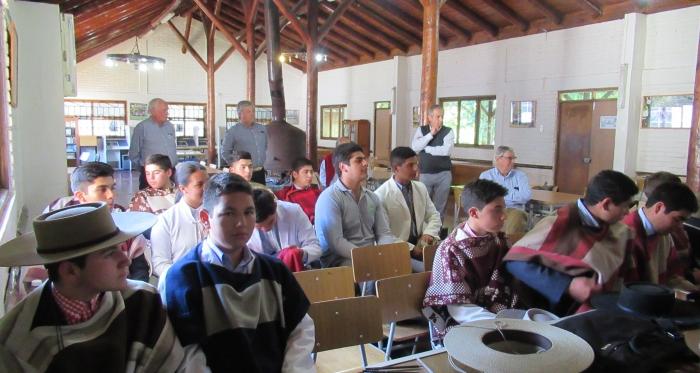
[278,51,328,64]
[105,38,165,71]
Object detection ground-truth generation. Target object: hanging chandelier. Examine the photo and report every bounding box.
[105,38,165,71]
[278,51,328,64]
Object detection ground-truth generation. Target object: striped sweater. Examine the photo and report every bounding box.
[163,243,310,373]
[0,280,196,372]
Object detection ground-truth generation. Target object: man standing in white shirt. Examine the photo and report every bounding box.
[411,104,454,222]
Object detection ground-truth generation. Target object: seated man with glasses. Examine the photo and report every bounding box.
[479,146,532,236]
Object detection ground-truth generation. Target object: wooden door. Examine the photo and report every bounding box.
[556,101,592,195]
[374,108,392,165]
[588,100,616,180]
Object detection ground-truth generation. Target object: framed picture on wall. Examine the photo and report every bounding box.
[412,106,420,127]
[129,103,148,121]
[510,100,536,127]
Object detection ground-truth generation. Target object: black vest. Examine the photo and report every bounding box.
[418,126,452,174]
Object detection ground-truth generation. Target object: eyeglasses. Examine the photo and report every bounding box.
[499,156,517,161]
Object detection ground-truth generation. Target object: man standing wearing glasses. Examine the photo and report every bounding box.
[479,146,532,235]
[220,100,268,184]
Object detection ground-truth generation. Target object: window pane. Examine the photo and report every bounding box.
[459,100,476,145]
[559,91,592,101]
[478,99,496,146]
[642,95,693,128]
[78,119,93,136]
[322,109,331,138]
[594,90,618,100]
[441,101,459,143]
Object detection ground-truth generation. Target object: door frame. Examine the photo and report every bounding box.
[373,100,392,162]
[553,88,618,191]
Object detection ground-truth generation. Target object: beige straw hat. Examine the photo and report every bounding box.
[0,202,156,266]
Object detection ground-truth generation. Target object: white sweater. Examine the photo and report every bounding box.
[150,199,206,277]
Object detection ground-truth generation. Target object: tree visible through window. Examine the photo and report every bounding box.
[321,105,346,140]
[440,96,496,147]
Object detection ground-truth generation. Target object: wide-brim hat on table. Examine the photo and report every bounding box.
[0,202,156,266]
[591,282,700,326]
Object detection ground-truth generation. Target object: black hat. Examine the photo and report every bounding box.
[591,282,700,327]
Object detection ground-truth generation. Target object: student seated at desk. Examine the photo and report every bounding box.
[622,181,699,290]
[249,189,322,271]
[423,179,521,340]
[504,170,638,315]
[161,173,315,372]
[275,158,321,224]
[129,154,176,215]
[228,150,268,191]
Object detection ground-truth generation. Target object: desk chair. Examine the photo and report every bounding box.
[310,296,384,370]
[422,244,438,273]
[294,267,355,303]
[375,272,432,360]
[351,242,412,295]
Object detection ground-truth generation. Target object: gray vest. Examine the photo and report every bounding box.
[418,126,452,174]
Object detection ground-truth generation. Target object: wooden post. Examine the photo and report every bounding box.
[687,31,700,191]
[246,10,256,104]
[204,19,217,164]
[306,0,319,165]
[419,0,443,125]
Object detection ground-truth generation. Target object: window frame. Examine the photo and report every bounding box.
[63,99,128,138]
[167,102,207,139]
[320,104,346,140]
[641,94,694,130]
[439,95,497,149]
[0,7,13,214]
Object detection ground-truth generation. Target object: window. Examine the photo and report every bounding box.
[321,105,346,140]
[375,101,390,109]
[168,103,206,138]
[510,101,536,127]
[225,104,300,128]
[559,89,618,102]
[642,95,693,129]
[64,100,127,137]
[440,96,496,147]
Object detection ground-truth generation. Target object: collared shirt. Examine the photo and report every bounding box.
[479,167,532,209]
[51,284,103,325]
[577,199,601,229]
[128,117,178,168]
[315,179,397,267]
[200,237,255,274]
[220,122,267,167]
[637,208,656,236]
[150,199,207,276]
[394,177,418,242]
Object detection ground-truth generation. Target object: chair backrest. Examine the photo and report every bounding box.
[422,244,438,273]
[293,266,355,303]
[375,272,432,323]
[351,242,411,283]
[308,296,383,353]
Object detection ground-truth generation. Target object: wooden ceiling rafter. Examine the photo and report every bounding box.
[446,0,498,37]
[359,0,446,46]
[579,0,603,17]
[320,1,408,53]
[524,0,563,25]
[482,0,529,32]
[348,3,421,47]
[317,11,390,57]
[168,20,207,70]
[192,0,247,56]
[317,0,355,43]
[402,0,471,41]
[272,0,311,45]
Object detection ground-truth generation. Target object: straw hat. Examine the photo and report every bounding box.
[0,202,156,266]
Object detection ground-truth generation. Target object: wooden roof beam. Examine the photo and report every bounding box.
[323,29,375,58]
[272,0,311,45]
[181,11,193,53]
[317,6,390,56]
[359,0,446,46]
[524,0,562,25]
[446,0,498,37]
[403,0,470,41]
[168,20,207,70]
[350,3,421,47]
[320,2,408,53]
[318,0,355,43]
[482,0,528,32]
[192,0,247,55]
[579,0,603,17]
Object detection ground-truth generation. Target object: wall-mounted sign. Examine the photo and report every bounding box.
[600,116,617,129]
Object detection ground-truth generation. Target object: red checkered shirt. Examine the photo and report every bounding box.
[51,285,103,325]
